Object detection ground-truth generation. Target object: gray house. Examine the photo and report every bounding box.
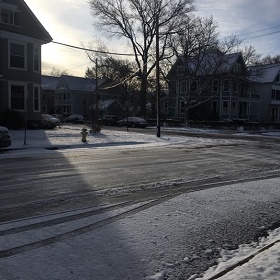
[167,51,260,122]
[42,75,125,119]
[0,0,52,124]
[249,63,280,122]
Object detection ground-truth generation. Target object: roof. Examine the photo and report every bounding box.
[248,63,280,83]
[41,76,60,91]
[92,99,124,110]
[174,50,243,77]
[0,0,52,43]
[58,75,96,91]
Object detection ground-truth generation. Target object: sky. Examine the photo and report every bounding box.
[1,126,280,279]
[23,0,280,77]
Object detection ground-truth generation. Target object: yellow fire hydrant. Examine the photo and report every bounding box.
[81,128,88,142]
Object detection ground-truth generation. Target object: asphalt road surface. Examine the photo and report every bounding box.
[1,134,280,222]
[1,133,280,279]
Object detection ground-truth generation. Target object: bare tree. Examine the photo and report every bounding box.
[240,45,261,66]
[260,54,280,64]
[88,0,195,118]
[49,67,69,77]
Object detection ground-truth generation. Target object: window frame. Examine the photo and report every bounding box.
[222,100,229,115]
[223,80,230,92]
[212,79,219,92]
[33,85,41,112]
[9,82,27,111]
[9,41,27,70]
[231,101,237,115]
[211,100,218,113]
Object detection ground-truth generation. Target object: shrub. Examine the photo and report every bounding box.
[0,110,25,129]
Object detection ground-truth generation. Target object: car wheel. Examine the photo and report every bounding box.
[119,123,122,127]
[131,123,136,128]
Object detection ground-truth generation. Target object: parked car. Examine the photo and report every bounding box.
[65,114,84,124]
[52,114,65,122]
[0,126,12,148]
[118,117,148,128]
[41,114,60,128]
[98,115,119,126]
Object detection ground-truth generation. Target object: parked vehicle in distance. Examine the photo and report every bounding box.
[52,114,65,122]
[118,117,148,128]
[41,114,60,128]
[0,126,12,148]
[64,114,84,124]
[98,115,119,126]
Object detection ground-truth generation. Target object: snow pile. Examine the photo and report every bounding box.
[194,228,280,280]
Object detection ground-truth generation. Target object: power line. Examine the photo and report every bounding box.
[237,25,280,37]
[244,30,280,41]
[52,41,135,57]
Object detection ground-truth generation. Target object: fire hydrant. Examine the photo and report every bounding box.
[81,128,88,142]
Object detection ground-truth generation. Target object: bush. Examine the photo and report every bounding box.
[0,110,25,129]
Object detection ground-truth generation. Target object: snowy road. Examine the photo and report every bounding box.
[1,177,280,279]
[1,127,280,279]
[2,140,280,222]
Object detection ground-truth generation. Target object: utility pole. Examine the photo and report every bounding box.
[156,13,161,138]
[95,58,99,124]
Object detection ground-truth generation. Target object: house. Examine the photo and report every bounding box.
[92,99,125,118]
[248,63,280,122]
[167,51,260,122]
[0,0,52,125]
[41,75,125,119]
[41,75,59,114]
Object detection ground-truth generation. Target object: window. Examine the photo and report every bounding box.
[211,101,218,113]
[34,46,40,72]
[231,101,237,115]
[223,80,230,92]
[163,102,169,113]
[272,89,280,100]
[190,79,198,92]
[180,80,187,93]
[34,86,40,112]
[212,80,218,92]
[222,101,229,115]
[180,100,185,114]
[177,66,185,76]
[9,42,26,69]
[233,63,241,73]
[0,8,13,24]
[10,84,26,110]
[0,3,20,25]
[63,106,71,114]
[233,81,238,93]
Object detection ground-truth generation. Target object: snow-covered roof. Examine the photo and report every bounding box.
[41,75,60,91]
[248,63,280,83]
[59,75,96,91]
[176,51,242,76]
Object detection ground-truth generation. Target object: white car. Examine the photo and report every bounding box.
[41,114,60,128]
[0,126,11,148]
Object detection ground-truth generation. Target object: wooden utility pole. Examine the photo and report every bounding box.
[95,58,99,123]
[156,13,161,138]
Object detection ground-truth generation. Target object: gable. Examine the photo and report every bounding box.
[0,0,52,43]
[248,64,280,83]
[169,51,244,79]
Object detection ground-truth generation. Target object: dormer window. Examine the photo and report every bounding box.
[0,3,20,26]
[233,63,241,73]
